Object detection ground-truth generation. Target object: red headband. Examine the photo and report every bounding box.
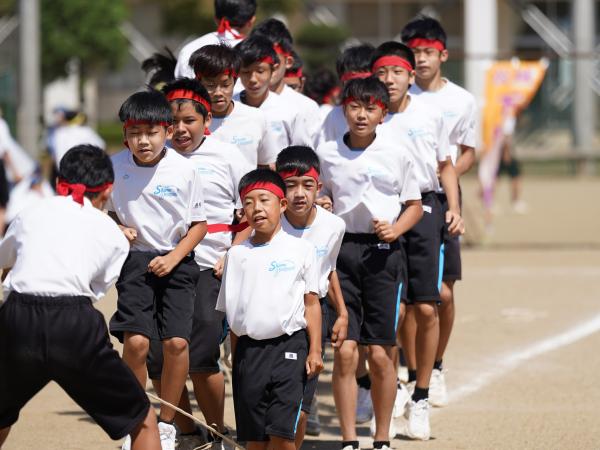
[323,86,341,105]
[273,43,291,57]
[123,119,170,129]
[407,38,445,51]
[217,17,244,39]
[343,96,386,110]
[279,167,319,181]
[371,55,414,73]
[240,181,284,200]
[166,89,212,113]
[285,68,303,78]
[56,179,112,206]
[259,56,276,65]
[196,68,238,80]
[340,71,371,82]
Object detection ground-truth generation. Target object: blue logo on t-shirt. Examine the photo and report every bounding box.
[268,259,296,275]
[153,185,178,197]
[407,128,430,138]
[197,167,215,175]
[270,122,284,133]
[316,246,328,258]
[232,135,253,146]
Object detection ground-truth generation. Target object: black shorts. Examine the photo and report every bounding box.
[402,192,444,304]
[233,330,307,442]
[0,159,9,208]
[0,292,150,440]
[337,234,405,346]
[497,158,521,178]
[436,192,462,281]
[147,269,225,379]
[302,298,328,413]
[109,251,200,343]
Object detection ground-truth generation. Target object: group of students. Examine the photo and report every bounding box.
[0,1,477,450]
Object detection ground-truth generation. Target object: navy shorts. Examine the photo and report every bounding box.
[301,298,328,413]
[436,192,462,281]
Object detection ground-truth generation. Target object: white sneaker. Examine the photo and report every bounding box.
[398,366,409,384]
[356,386,373,423]
[369,414,397,440]
[121,435,131,450]
[406,399,430,441]
[405,381,415,397]
[158,421,177,450]
[429,369,448,407]
[393,383,411,418]
[342,446,358,450]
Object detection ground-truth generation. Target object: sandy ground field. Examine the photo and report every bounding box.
[2,176,600,449]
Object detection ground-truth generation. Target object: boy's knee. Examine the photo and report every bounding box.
[162,337,188,356]
[367,345,392,372]
[415,303,438,323]
[125,333,150,357]
[439,281,455,304]
[335,341,358,369]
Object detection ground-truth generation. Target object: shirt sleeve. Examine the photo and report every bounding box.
[257,115,280,165]
[215,253,229,312]
[174,46,195,79]
[398,154,422,204]
[328,222,346,271]
[436,113,452,162]
[456,97,477,149]
[303,245,320,295]
[289,110,314,147]
[189,169,207,222]
[0,216,20,269]
[89,232,129,300]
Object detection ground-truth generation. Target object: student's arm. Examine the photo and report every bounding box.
[0,216,20,272]
[373,200,423,242]
[438,159,464,236]
[107,211,137,243]
[213,218,251,278]
[304,291,324,377]
[327,271,348,348]
[2,152,22,184]
[455,145,475,177]
[148,221,207,277]
[229,332,238,361]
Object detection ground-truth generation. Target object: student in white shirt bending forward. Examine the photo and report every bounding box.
[216,169,324,450]
[0,145,160,450]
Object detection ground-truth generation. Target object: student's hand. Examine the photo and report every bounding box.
[316,195,333,212]
[119,226,137,243]
[330,314,348,348]
[213,256,225,279]
[148,253,178,277]
[446,209,465,236]
[306,350,324,378]
[373,219,399,243]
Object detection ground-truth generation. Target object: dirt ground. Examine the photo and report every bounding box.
[3,176,600,450]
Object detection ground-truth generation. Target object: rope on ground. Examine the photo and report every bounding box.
[146,392,246,450]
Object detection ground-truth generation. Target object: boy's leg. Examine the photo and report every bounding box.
[122,332,151,387]
[160,337,189,422]
[247,443,269,450]
[400,305,418,384]
[436,280,455,365]
[130,406,161,450]
[190,372,225,429]
[269,436,296,450]
[414,302,439,393]
[0,427,9,447]
[367,344,396,441]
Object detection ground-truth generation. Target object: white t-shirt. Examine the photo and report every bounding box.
[216,229,319,340]
[319,104,334,123]
[279,85,321,148]
[209,101,279,170]
[317,134,421,234]
[0,196,129,301]
[0,119,37,182]
[379,95,450,193]
[5,177,54,224]
[107,148,206,253]
[410,79,477,164]
[53,124,106,166]
[174,30,244,79]
[281,206,345,298]
[318,105,347,146]
[179,137,245,269]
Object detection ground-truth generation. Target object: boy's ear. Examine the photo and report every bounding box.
[204,111,213,130]
[166,124,174,140]
[279,197,288,213]
[440,49,449,63]
[379,107,388,124]
[284,55,294,70]
[316,181,323,195]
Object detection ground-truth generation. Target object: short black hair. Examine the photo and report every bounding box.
[236,35,278,68]
[251,18,294,54]
[214,0,256,28]
[59,145,114,200]
[118,90,173,125]
[190,43,242,79]
[371,41,416,71]
[162,78,211,118]
[342,77,390,109]
[285,50,303,76]
[336,44,375,78]
[304,68,339,104]
[238,168,286,198]
[142,48,177,88]
[401,15,447,48]
[276,146,320,176]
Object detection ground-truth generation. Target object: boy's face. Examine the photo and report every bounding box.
[412,47,448,81]
[343,100,387,137]
[243,189,287,235]
[125,123,172,165]
[200,73,235,115]
[240,61,275,101]
[284,75,304,93]
[373,65,415,104]
[170,101,211,153]
[270,53,293,90]
[283,175,320,217]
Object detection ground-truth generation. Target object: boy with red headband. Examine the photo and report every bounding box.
[283,50,305,93]
[0,145,161,450]
[174,0,256,79]
[190,43,279,172]
[275,146,348,447]
[372,41,463,440]
[107,91,207,450]
[402,16,477,409]
[317,77,423,450]
[216,168,323,450]
[304,67,341,122]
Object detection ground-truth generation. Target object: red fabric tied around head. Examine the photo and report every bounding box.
[323,86,341,105]
[279,167,319,182]
[340,71,371,82]
[285,68,303,78]
[240,181,284,200]
[259,56,276,65]
[196,68,238,80]
[273,43,291,57]
[123,119,170,129]
[343,96,386,110]
[407,38,445,51]
[166,89,212,113]
[217,17,244,39]
[56,179,113,206]
[371,55,414,73]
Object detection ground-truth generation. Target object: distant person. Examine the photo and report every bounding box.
[50,109,105,169]
[497,105,527,214]
[283,50,305,93]
[303,67,341,122]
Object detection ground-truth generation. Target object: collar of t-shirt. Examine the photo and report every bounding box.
[342,132,378,152]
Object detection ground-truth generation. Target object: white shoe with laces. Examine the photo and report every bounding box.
[158,421,177,450]
[406,399,430,441]
[356,386,373,423]
[393,383,411,418]
[429,368,448,407]
[121,435,131,450]
[369,414,397,440]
